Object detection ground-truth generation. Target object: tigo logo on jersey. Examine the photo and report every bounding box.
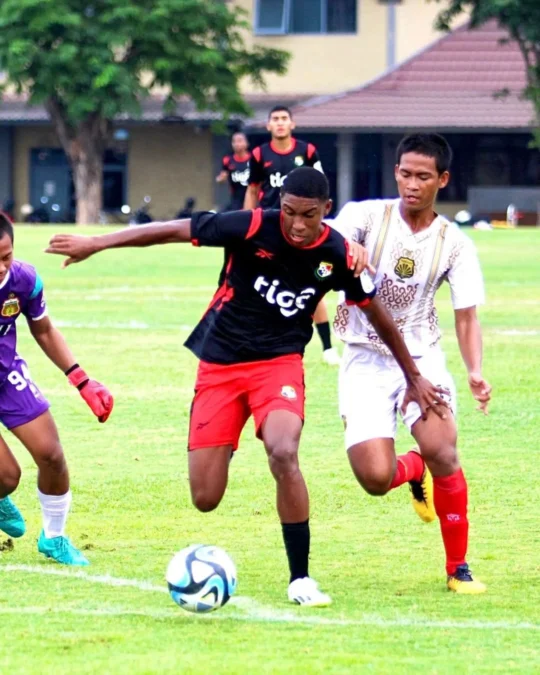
[1,294,20,317]
[281,385,297,400]
[269,172,287,188]
[294,156,304,167]
[254,276,316,317]
[315,262,333,280]
[231,168,250,186]
[394,256,415,280]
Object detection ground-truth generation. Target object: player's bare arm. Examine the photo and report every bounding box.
[46,219,192,267]
[454,306,492,414]
[28,316,114,423]
[361,297,448,420]
[243,184,260,210]
[216,170,228,184]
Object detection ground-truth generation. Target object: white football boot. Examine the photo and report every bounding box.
[288,577,332,607]
[322,347,341,366]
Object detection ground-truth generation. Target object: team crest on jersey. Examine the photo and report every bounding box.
[394,256,415,280]
[294,156,305,167]
[315,262,333,280]
[281,385,297,400]
[1,294,20,317]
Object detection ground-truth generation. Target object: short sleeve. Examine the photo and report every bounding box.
[447,236,485,310]
[248,148,265,186]
[24,271,48,321]
[191,209,262,248]
[306,144,323,173]
[330,201,368,242]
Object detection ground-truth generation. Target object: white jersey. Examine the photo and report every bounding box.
[331,199,485,357]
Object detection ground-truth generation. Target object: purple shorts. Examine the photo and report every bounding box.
[0,356,50,429]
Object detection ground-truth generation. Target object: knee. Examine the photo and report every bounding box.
[36,443,67,474]
[421,442,460,475]
[357,468,393,496]
[191,490,221,513]
[267,439,299,480]
[1,463,21,494]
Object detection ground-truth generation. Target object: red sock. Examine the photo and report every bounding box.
[389,451,425,490]
[433,469,469,575]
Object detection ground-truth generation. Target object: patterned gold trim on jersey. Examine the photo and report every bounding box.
[426,222,448,290]
[371,204,393,272]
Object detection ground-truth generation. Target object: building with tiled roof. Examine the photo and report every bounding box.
[246,20,538,220]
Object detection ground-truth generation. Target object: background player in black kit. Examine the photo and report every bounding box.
[215,131,251,211]
[244,106,340,366]
[47,168,448,607]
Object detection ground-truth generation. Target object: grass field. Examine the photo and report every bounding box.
[0,226,539,674]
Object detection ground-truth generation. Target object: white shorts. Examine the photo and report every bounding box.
[339,344,456,449]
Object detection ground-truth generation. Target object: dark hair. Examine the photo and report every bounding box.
[268,105,293,120]
[0,213,14,243]
[281,167,329,201]
[396,133,453,174]
[232,131,247,139]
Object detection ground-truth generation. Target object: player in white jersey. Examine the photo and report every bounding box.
[331,134,491,594]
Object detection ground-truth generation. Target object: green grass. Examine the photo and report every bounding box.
[1,227,539,674]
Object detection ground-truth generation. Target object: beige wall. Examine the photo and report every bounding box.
[235,0,453,95]
[12,125,213,220]
[13,127,60,214]
[128,125,213,218]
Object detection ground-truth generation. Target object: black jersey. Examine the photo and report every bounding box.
[222,153,251,210]
[185,209,376,365]
[248,139,323,209]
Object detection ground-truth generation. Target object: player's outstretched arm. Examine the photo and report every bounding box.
[46,219,192,267]
[28,316,114,422]
[362,297,448,420]
[454,306,492,414]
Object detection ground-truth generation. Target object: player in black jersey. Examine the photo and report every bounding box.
[47,168,448,607]
[216,132,251,211]
[245,105,339,366]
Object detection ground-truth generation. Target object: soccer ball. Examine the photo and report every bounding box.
[166,544,237,613]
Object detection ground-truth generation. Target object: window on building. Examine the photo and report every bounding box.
[255,0,357,35]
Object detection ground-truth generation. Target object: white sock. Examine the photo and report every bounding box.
[38,489,72,538]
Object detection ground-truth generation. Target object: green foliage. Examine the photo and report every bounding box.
[0,0,290,124]
[435,0,540,146]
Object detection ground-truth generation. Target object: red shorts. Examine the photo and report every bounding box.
[188,354,305,451]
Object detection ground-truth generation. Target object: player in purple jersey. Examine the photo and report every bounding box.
[46,168,447,604]
[0,215,113,565]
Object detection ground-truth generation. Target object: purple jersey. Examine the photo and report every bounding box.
[0,260,47,383]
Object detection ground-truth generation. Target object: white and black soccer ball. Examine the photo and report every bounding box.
[166,544,237,613]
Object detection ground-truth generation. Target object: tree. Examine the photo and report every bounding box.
[435,0,540,146]
[0,1,289,223]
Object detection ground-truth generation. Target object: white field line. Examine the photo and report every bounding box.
[1,564,538,631]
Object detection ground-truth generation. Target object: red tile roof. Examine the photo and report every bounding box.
[290,21,533,130]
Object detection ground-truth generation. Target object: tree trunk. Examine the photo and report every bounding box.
[45,99,110,224]
[72,148,104,225]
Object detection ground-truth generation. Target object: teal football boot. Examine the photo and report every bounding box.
[38,530,89,566]
[0,496,26,538]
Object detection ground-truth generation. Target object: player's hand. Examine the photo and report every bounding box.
[67,366,114,422]
[45,234,99,268]
[348,242,376,278]
[468,372,492,415]
[80,380,114,423]
[401,376,449,421]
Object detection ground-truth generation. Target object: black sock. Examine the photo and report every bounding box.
[282,519,310,583]
[316,321,332,351]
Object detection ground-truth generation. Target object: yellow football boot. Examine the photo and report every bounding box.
[447,564,487,594]
[408,449,436,523]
